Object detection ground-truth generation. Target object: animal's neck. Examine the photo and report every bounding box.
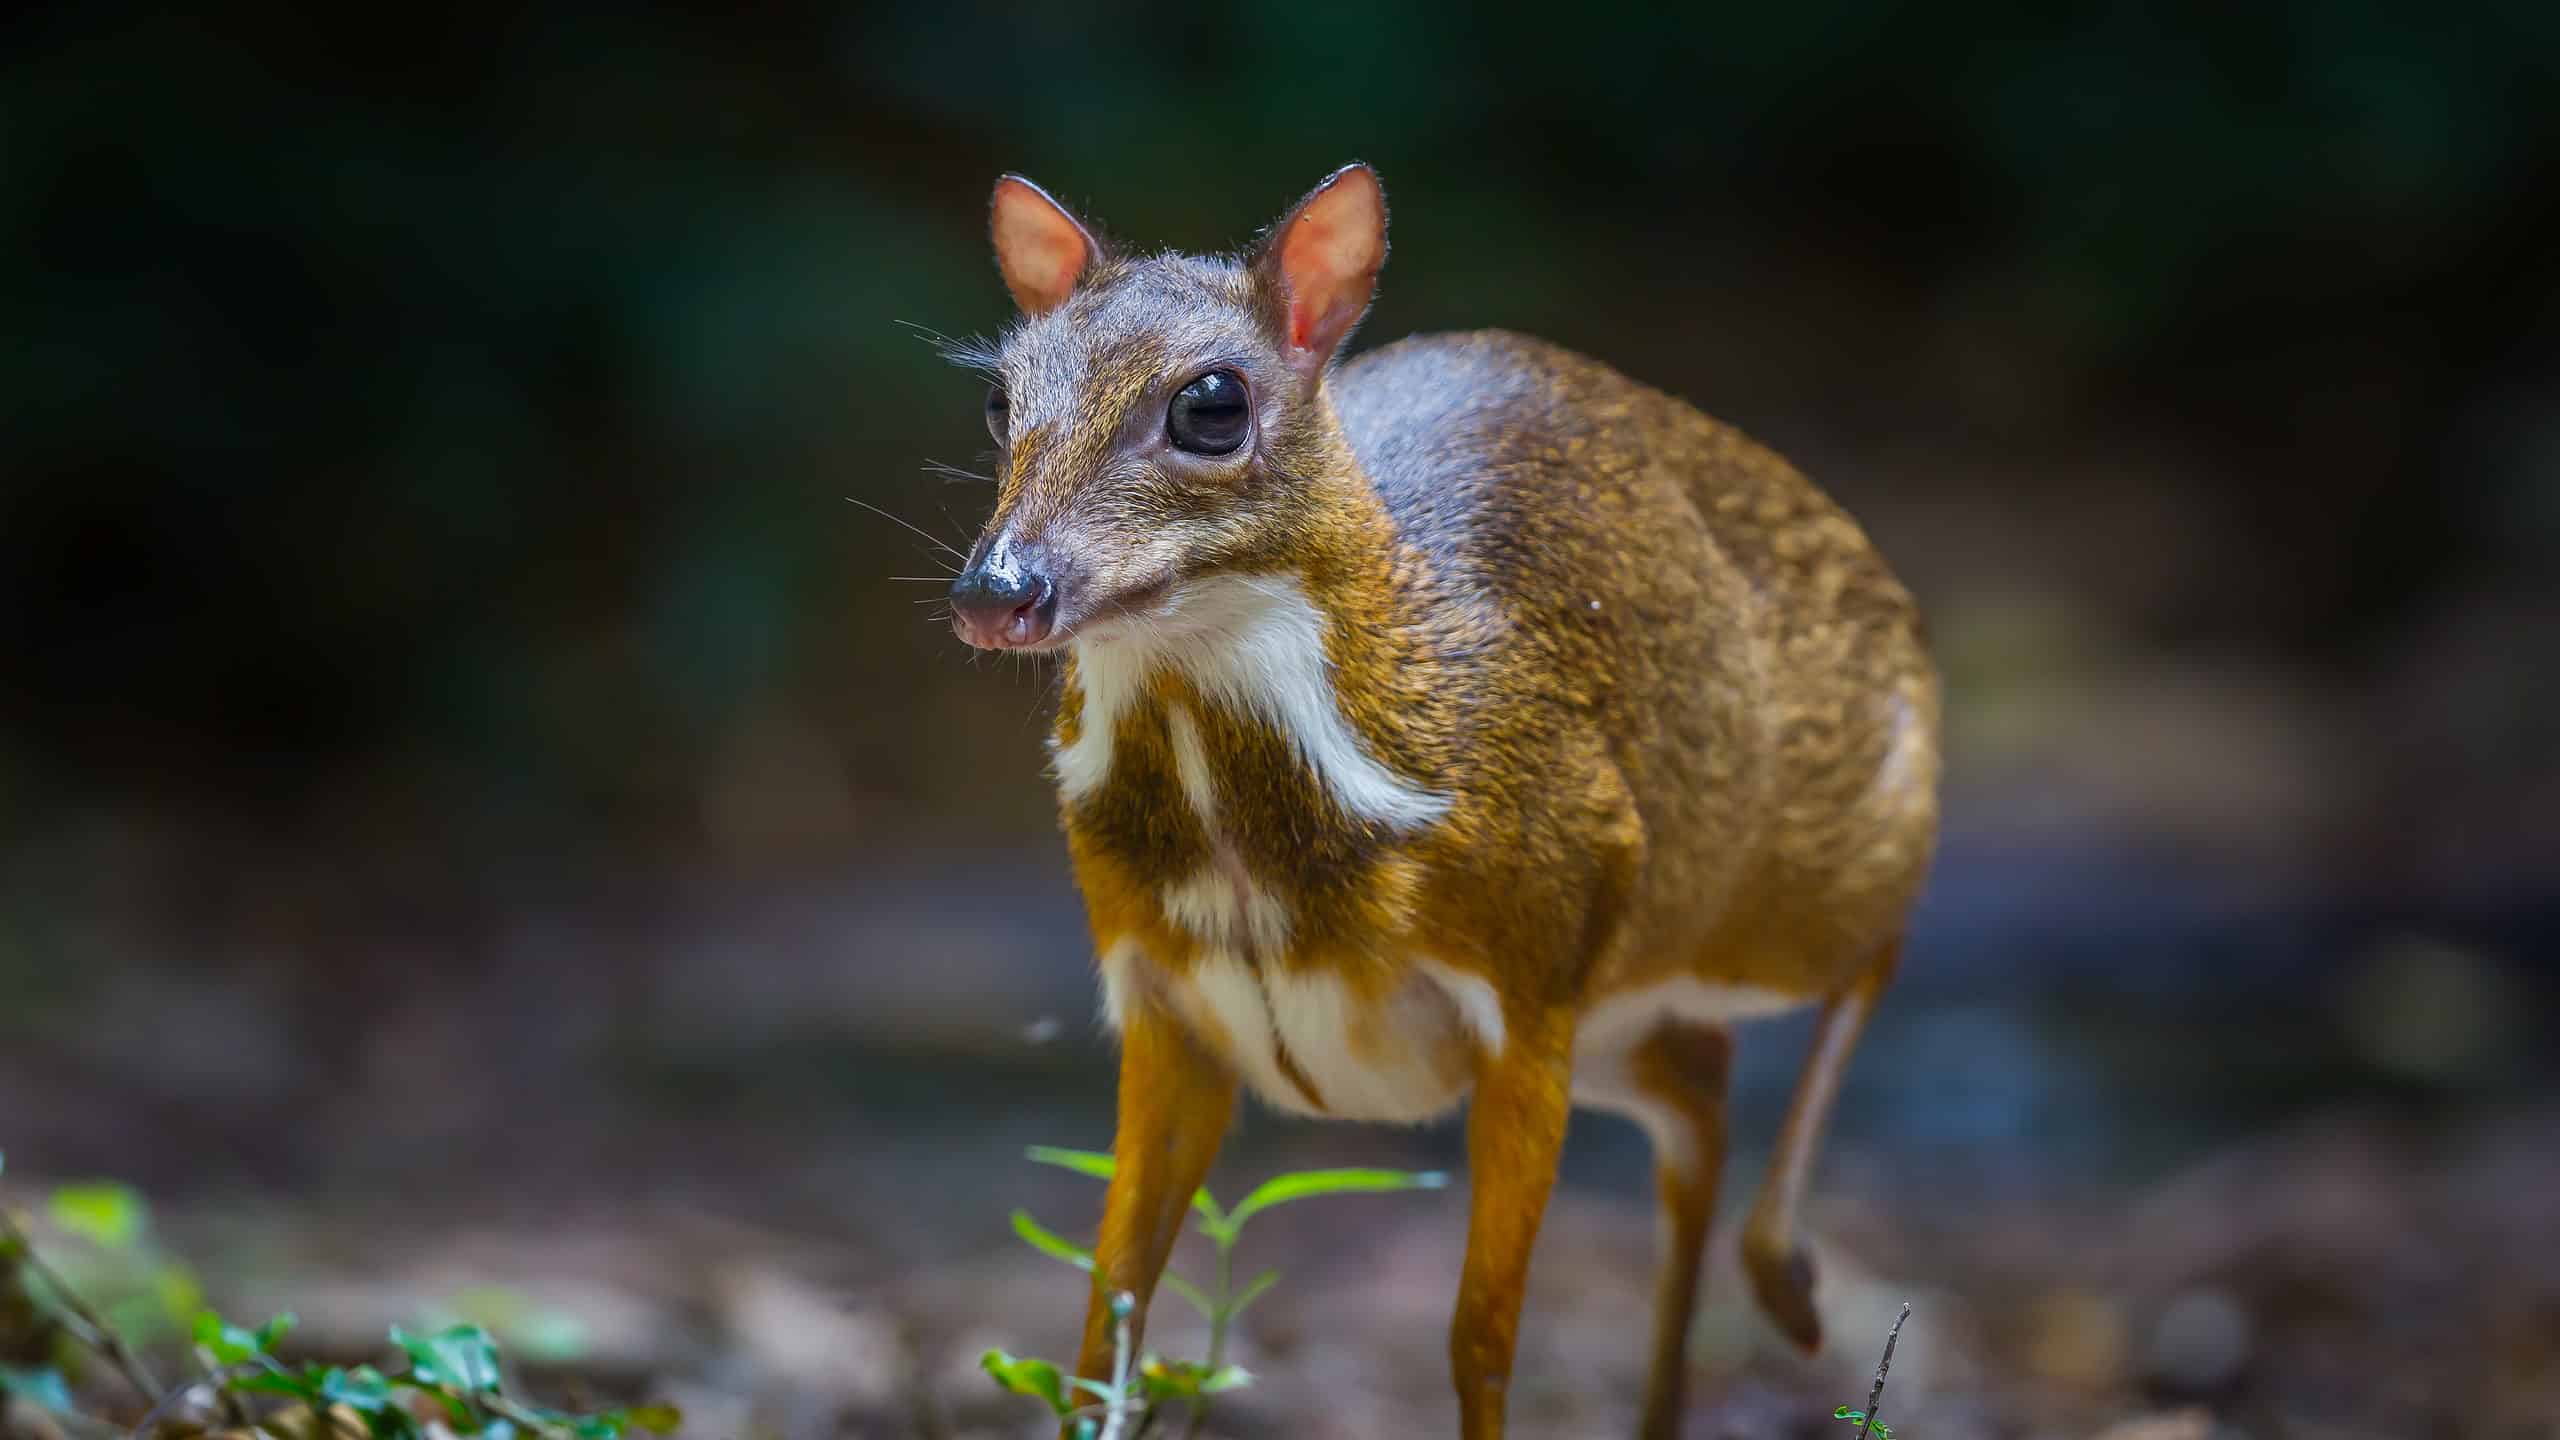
[1052,428,1449,832]
[1220,409,1409,662]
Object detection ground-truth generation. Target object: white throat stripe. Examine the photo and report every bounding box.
[1051,573,1450,830]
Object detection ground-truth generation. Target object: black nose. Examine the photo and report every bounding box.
[951,561,1058,649]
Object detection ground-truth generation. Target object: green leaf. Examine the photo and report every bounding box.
[1133,1357,1197,1403]
[0,1366,75,1414]
[150,1264,207,1328]
[323,1366,396,1414]
[1024,1146,1117,1181]
[1218,1168,1448,1235]
[235,1371,324,1403]
[1134,1356,1253,1404]
[1009,1210,1095,1272]
[1160,1270,1215,1318]
[391,1323,503,1394]
[621,1402,682,1433]
[979,1349,1072,1417]
[1025,1146,1226,1227]
[1227,1269,1281,1319]
[1199,1365,1252,1395]
[193,1309,279,1365]
[46,1183,147,1249]
[258,1312,301,1351]
[1136,1355,1251,1404]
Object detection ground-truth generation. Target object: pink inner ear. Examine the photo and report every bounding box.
[992,179,1091,315]
[1278,171,1384,360]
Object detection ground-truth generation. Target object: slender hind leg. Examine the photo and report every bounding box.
[1741,939,1900,1352]
[1627,1022,1735,1440]
[1572,1018,1735,1439]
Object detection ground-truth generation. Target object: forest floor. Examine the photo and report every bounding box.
[8,1099,2554,1440]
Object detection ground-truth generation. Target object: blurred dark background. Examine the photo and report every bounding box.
[5,5,2558,1436]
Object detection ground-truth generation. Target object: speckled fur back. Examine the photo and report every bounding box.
[1332,329,1940,998]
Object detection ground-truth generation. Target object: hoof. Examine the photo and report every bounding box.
[1745,1242,1824,1353]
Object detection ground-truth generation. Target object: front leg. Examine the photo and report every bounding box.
[1075,998,1238,1384]
[1450,1008,1574,1439]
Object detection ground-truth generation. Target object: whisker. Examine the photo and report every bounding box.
[845,495,967,562]
[928,494,973,552]
[899,320,1003,377]
[922,460,995,486]
[1020,669,1050,735]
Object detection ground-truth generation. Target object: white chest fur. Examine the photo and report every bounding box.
[1070,575,1487,1120]
[1121,701,1490,1122]
[1050,572,1450,829]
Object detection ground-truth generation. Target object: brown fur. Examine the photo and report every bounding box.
[955,168,1939,1439]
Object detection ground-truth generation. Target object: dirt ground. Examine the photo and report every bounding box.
[13,1101,2547,1440]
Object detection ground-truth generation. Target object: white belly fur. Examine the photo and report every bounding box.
[1113,950,1816,1135]
[1569,977,1816,1177]
[1157,949,1477,1123]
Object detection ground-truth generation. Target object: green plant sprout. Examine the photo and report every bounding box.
[982,1146,1447,1438]
[0,1150,678,1440]
[1833,1301,1913,1440]
[1833,1404,1894,1439]
[984,1290,1160,1440]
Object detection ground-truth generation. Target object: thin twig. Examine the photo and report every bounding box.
[0,1209,164,1406]
[1855,1303,1911,1440]
[1096,1293,1138,1440]
[124,1375,221,1440]
[187,1343,256,1430]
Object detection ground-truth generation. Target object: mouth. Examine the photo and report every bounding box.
[1053,571,1178,647]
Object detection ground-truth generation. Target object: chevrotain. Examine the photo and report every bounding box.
[941,163,1938,1440]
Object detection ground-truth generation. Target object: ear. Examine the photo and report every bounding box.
[990,175,1102,315]
[1257,163,1387,382]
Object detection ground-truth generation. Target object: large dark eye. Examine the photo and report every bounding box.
[984,385,1009,443]
[1167,370,1250,456]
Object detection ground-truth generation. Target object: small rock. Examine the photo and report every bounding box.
[716,1265,905,1407]
[2023,1287,2129,1387]
[2090,1409,2214,1440]
[2147,1288,2251,1392]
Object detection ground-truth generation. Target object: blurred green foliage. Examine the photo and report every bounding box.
[0,1151,678,1439]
